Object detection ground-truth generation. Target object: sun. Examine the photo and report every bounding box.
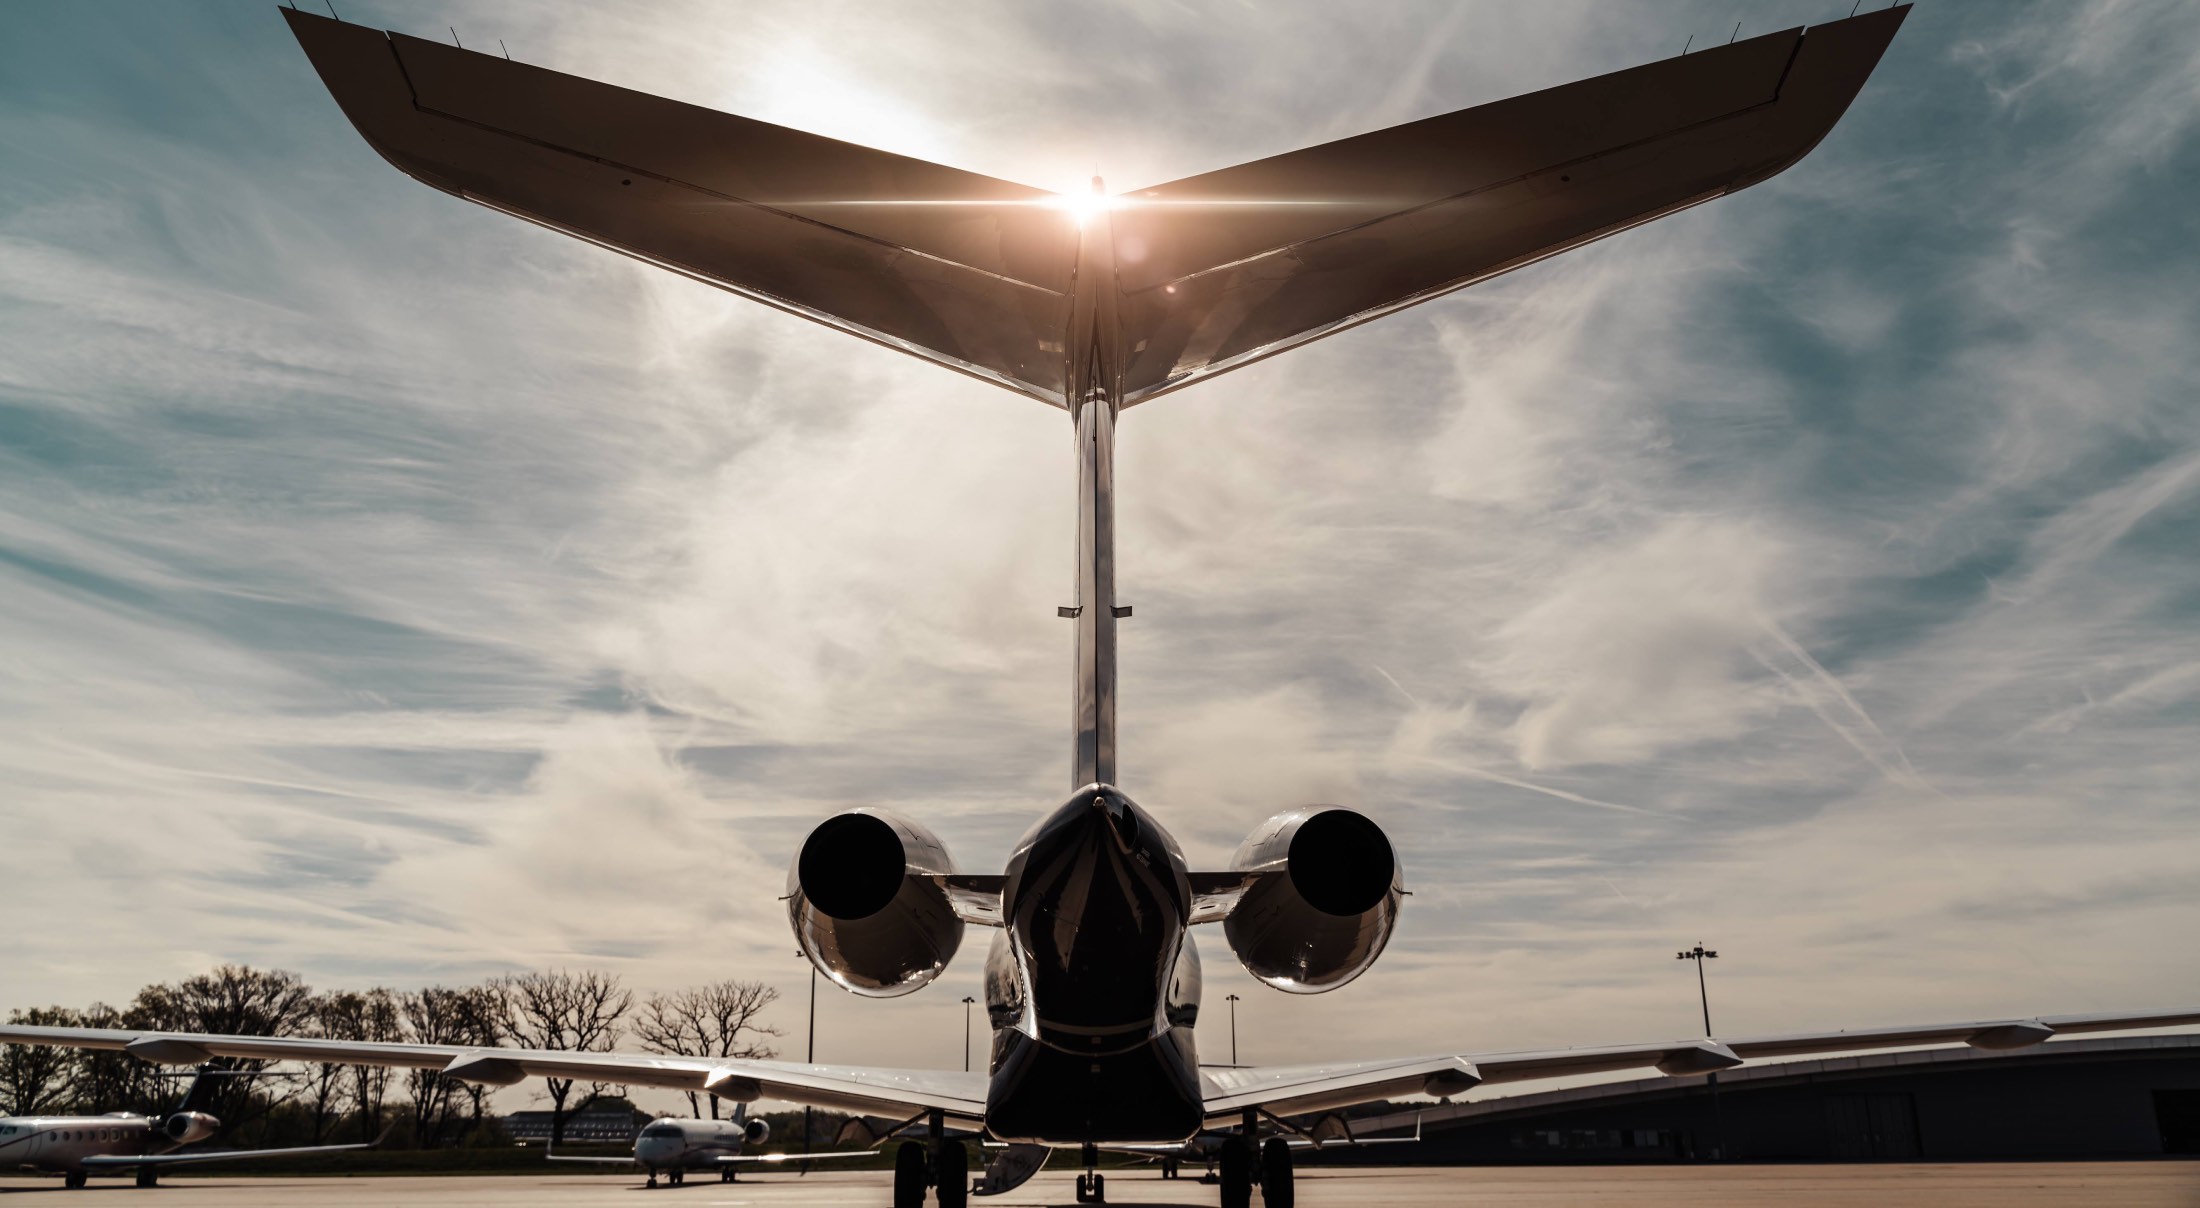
[1045,177,1118,227]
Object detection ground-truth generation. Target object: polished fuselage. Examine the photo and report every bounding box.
[982,785,1206,1143]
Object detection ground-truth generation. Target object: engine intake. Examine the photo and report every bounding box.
[1222,807,1402,993]
[787,809,963,998]
[742,1117,770,1146]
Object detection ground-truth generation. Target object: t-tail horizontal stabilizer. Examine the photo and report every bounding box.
[281,5,1907,409]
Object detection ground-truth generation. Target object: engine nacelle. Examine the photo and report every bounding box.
[163,1111,219,1145]
[1222,807,1402,993]
[787,809,964,998]
[742,1117,770,1146]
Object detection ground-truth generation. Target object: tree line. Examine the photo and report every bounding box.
[2,964,781,1148]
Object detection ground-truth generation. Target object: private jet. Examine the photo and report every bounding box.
[10,5,2200,1208]
[0,1066,380,1189]
[547,1102,876,1188]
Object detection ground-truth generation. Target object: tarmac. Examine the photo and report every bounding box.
[4,1165,2200,1206]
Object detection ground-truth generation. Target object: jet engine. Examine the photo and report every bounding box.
[787,808,963,997]
[1222,807,1402,993]
[163,1111,219,1145]
[742,1117,770,1146]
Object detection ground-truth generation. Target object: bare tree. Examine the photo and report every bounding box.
[319,987,401,1142]
[0,1008,76,1115]
[634,981,782,1117]
[129,966,316,1140]
[399,985,501,1148]
[70,1003,160,1116]
[495,970,633,1144]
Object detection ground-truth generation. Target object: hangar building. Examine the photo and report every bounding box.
[1325,1035,2200,1163]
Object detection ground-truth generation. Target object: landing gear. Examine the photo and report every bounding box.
[1260,1137,1294,1208]
[1218,1136,1253,1208]
[135,1167,159,1189]
[935,1139,968,1208]
[1073,1172,1106,1202]
[668,1168,685,1186]
[894,1140,930,1208]
[64,1172,88,1190]
[645,1170,658,1189]
[720,1167,737,1183]
[1161,1157,1179,1180]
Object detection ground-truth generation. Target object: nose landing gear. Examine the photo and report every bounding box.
[1072,1141,1106,1202]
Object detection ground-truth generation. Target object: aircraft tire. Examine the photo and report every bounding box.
[64,1171,88,1190]
[1162,1158,1178,1179]
[1075,1172,1088,1202]
[1091,1172,1105,1201]
[1259,1137,1293,1208]
[669,1169,684,1186]
[893,1140,929,1208]
[935,1140,968,1208]
[1218,1137,1253,1208]
[135,1167,159,1188]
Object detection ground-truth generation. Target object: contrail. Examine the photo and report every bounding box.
[1761,619,1917,775]
[1415,755,1675,819]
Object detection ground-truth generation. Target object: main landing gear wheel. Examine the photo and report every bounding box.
[934,1139,969,1208]
[63,1171,88,1190]
[135,1167,159,1188]
[668,1168,685,1186]
[894,1140,930,1208]
[1161,1157,1179,1180]
[1073,1172,1107,1202]
[1218,1137,1253,1208]
[1260,1137,1294,1208]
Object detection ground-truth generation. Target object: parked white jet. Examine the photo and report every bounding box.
[0,1068,380,1189]
[547,1103,877,1189]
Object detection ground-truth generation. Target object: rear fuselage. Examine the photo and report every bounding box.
[983,785,1205,1143]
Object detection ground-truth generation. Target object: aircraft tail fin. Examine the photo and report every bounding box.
[172,1064,226,1116]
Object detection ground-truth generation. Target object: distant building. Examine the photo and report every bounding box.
[501,1107,651,1146]
[1324,1035,2200,1163]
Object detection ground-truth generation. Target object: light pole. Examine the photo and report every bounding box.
[798,952,818,1163]
[1225,993,1241,1065]
[1676,944,1725,1160]
[961,996,976,1073]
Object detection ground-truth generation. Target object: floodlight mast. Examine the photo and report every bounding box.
[1678,944,1718,1035]
[1677,943,1725,1159]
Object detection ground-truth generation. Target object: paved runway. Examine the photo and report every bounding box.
[3,1165,2198,1206]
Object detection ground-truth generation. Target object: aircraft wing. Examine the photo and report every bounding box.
[1199,1007,2200,1124]
[281,8,1075,405]
[1111,6,1908,403]
[0,1024,988,1123]
[80,1139,379,1167]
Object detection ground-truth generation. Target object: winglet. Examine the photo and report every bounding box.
[1654,1041,1743,1076]
[1966,1020,2055,1050]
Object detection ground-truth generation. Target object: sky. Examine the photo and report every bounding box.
[2,0,2197,1113]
